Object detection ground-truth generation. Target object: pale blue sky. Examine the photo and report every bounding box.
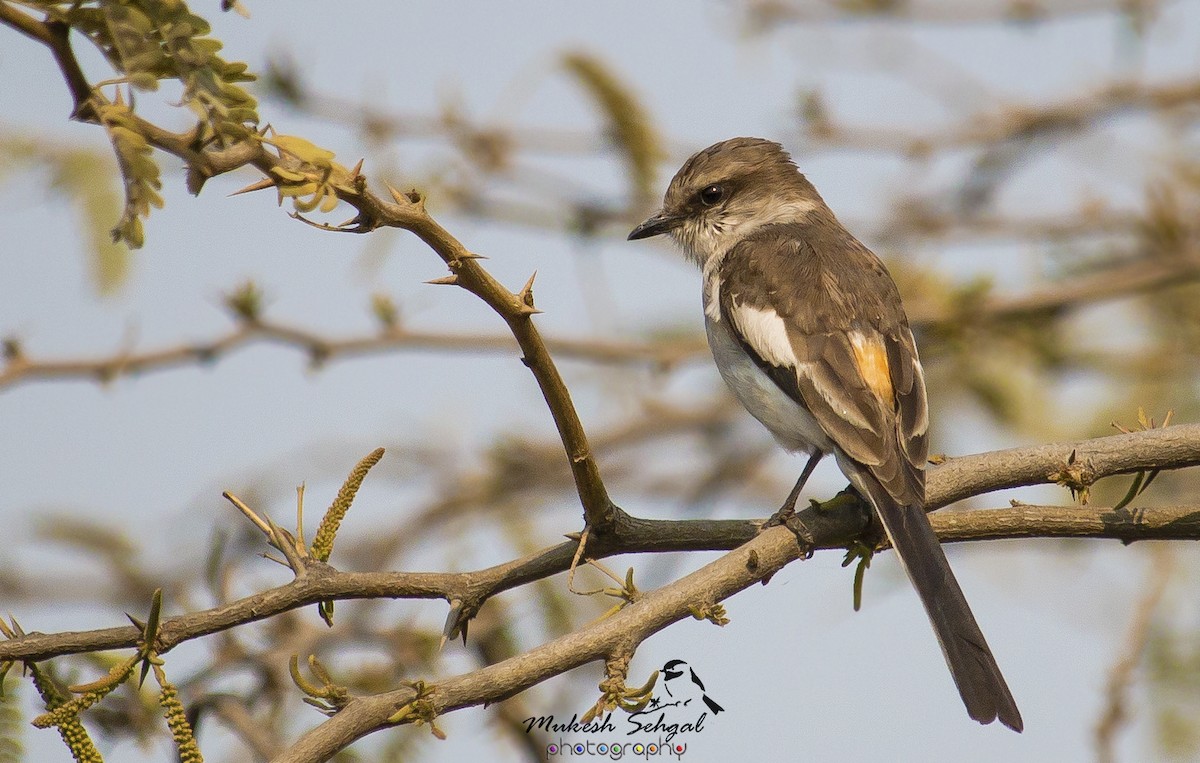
[3,2,1199,761]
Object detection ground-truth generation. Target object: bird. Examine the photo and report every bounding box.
[627,137,1022,732]
[661,659,725,715]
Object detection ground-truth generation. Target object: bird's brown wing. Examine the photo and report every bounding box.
[718,227,1021,731]
[718,228,926,506]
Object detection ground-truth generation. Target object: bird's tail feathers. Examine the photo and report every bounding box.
[855,471,1023,732]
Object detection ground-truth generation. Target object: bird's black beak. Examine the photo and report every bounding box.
[628,210,681,240]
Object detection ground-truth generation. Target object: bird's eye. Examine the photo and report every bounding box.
[698,184,725,206]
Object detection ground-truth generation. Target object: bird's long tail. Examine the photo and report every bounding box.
[856,472,1023,732]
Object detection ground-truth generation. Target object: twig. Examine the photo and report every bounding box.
[7,245,1197,391]
[803,76,1200,154]
[946,251,1200,324]
[1,497,1195,666]
[0,7,620,529]
[0,319,707,392]
[927,424,1200,509]
[273,502,1194,762]
[4,424,1200,666]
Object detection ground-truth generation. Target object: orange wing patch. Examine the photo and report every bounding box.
[849,331,895,408]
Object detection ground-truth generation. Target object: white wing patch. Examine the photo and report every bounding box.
[729,302,876,432]
[728,303,797,368]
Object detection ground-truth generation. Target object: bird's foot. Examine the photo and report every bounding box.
[761,504,816,559]
[761,502,796,529]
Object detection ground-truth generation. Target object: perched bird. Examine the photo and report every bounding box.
[628,137,1022,731]
[661,659,725,715]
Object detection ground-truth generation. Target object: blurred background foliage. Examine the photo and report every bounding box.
[2,0,1199,761]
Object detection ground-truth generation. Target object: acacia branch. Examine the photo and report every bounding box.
[5,3,1197,413]
[951,250,1200,323]
[1,501,1194,660]
[5,9,1200,760]
[274,502,1199,763]
[0,318,705,391]
[927,423,1200,509]
[0,4,621,529]
[360,198,617,528]
[0,0,51,44]
[6,244,1196,390]
[270,65,1200,196]
[798,76,1200,154]
[3,424,1198,667]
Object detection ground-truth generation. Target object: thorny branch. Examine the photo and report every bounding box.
[269,56,1200,166]
[3,424,1199,666]
[4,245,1198,390]
[262,52,1200,247]
[1,1,618,529]
[3,3,1200,762]
[928,424,1200,510]
[0,317,707,391]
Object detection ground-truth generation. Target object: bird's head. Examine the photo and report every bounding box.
[628,137,826,266]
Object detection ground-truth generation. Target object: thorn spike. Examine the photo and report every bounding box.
[521,270,538,295]
[230,178,278,196]
[386,183,407,204]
